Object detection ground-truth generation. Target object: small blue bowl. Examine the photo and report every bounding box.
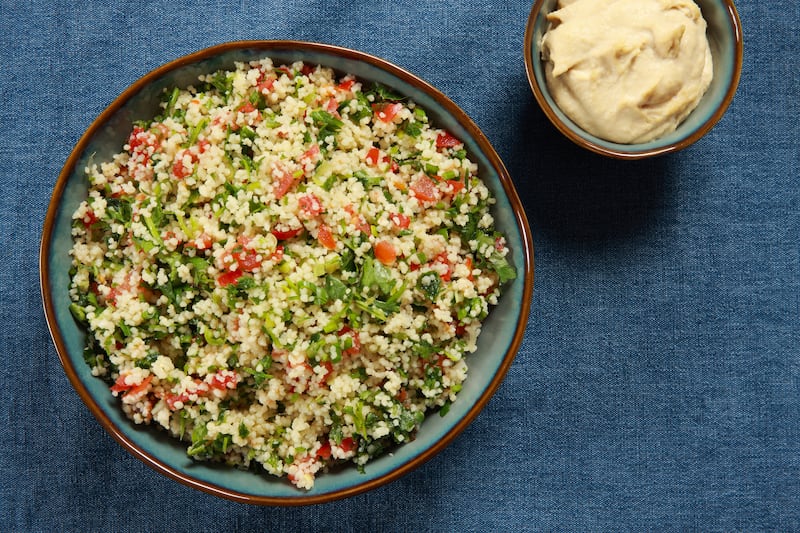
[524,0,743,159]
[40,41,534,505]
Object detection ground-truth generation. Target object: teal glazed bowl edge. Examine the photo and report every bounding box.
[40,41,534,505]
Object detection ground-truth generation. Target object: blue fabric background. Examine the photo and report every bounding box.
[1,0,798,530]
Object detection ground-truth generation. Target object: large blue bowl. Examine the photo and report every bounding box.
[40,41,534,505]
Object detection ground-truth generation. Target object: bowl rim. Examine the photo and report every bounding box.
[523,0,744,160]
[39,39,535,506]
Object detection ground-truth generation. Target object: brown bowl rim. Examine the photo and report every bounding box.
[39,40,535,506]
[523,0,744,160]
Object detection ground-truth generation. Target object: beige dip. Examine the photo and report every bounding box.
[541,0,713,144]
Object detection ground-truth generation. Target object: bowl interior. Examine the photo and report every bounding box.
[41,42,533,504]
[525,0,743,158]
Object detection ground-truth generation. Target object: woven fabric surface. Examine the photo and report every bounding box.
[1,1,798,530]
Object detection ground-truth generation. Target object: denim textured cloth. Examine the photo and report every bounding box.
[1,1,799,531]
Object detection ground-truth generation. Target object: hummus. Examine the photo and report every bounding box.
[541,0,713,144]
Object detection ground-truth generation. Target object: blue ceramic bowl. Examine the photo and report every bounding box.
[40,41,534,505]
[524,0,743,159]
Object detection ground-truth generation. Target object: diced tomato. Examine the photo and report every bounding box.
[365,146,381,166]
[110,375,131,394]
[455,323,467,337]
[301,63,315,76]
[374,240,397,266]
[436,131,462,150]
[397,388,407,402]
[446,180,465,195]
[344,205,370,234]
[465,256,474,282]
[316,441,332,460]
[324,97,340,117]
[340,437,356,453]
[317,223,336,250]
[238,101,257,114]
[126,375,153,398]
[382,155,400,173]
[298,193,323,218]
[372,102,403,123]
[318,361,334,384]
[495,236,506,252]
[271,245,285,262]
[127,126,159,166]
[185,232,213,250]
[271,227,303,240]
[82,209,98,228]
[224,238,261,273]
[165,392,189,410]
[110,374,152,397]
[390,212,410,229]
[217,270,244,287]
[209,370,239,391]
[337,325,361,356]
[337,79,355,91]
[172,158,191,179]
[410,175,441,202]
[277,65,294,79]
[197,138,210,153]
[273,167,297,199]
[299,143,321,171]
[433,252,453,282]
[257,77,275,94]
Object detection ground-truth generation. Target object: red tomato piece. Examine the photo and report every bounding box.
[316,441,332,460]
[126,375,153,398]
[238,102,257,114]
[372,102,403,123]
[390,212,410,229]
[273,170,297,199]
[82,209,98,228]
[301,63,315,76]
[217,270,244,287]
[337,325,361,356]
[337,79,355,91]
[365,147,380,166]
[382,155,400,173]
[172,158,191,179]
[298,193,323,217]
[325,97,340,117]
[318,361,334,384]
[110,375,131,394]
[436,131,462,150]
[340,437,356,453]
[298,143,321,176]
[231,247,261,272]
[186,232,213,250]
[271,227,303,240]
[433,252,453,282]
[374,240,397,266]
[446,180,464,195]
[410,175,441,202]
[317,223,336,250]
[344,205,370,234]
[271,244,285,262]
[209,370,239,391]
